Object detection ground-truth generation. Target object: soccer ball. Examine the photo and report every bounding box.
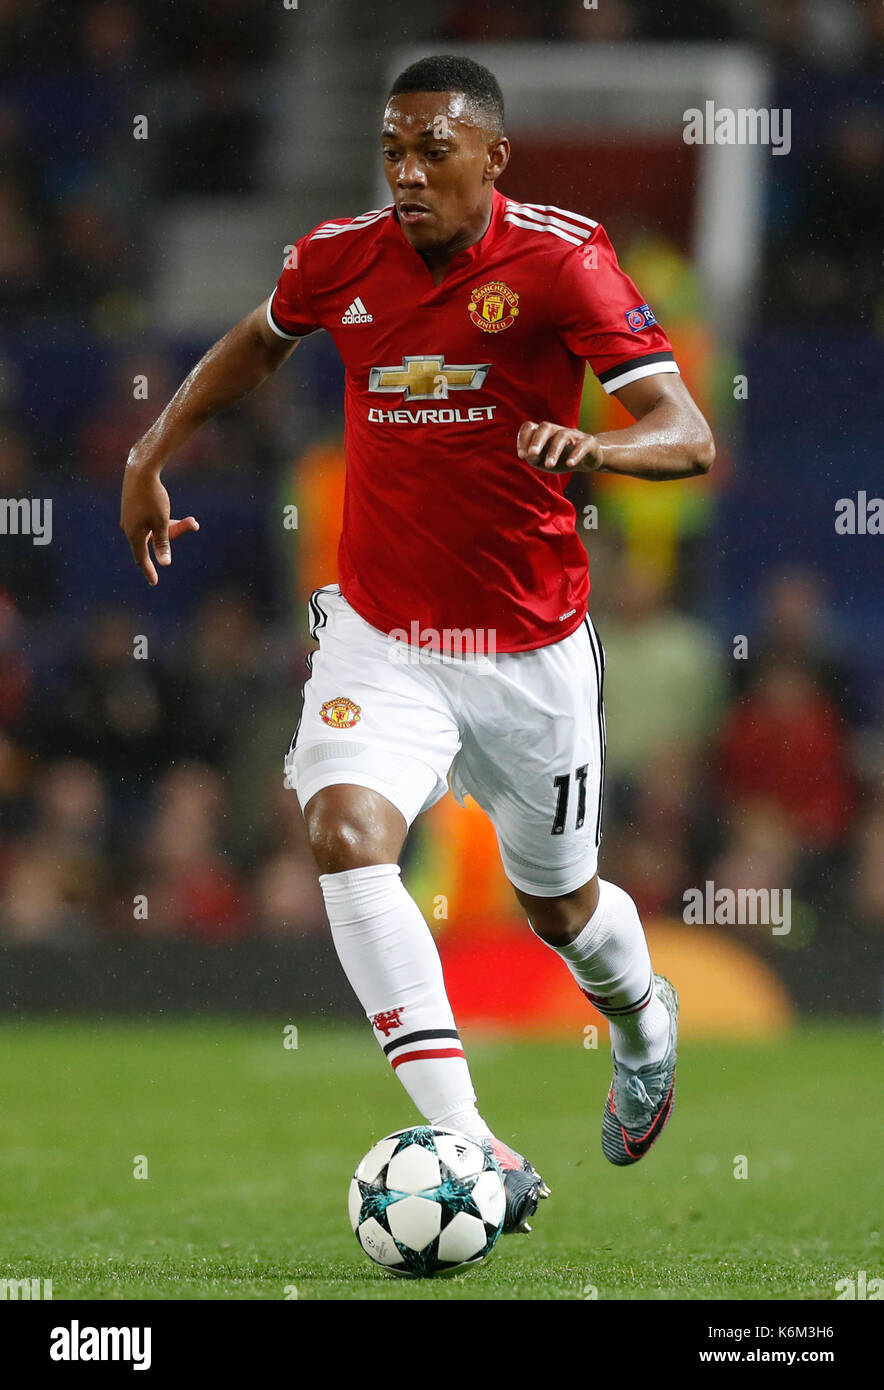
[349,1125,506,1277]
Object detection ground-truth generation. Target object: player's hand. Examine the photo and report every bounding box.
[120,461,199,586]
[517,421,603,473]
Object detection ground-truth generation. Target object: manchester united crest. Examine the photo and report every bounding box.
[320,696,362,729]
[468,280,519,333]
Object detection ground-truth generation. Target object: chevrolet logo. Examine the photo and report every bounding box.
[368,354,490,401]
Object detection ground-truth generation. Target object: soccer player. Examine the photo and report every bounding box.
[121,55,715,1236]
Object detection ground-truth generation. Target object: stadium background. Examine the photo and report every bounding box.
[1,0,882,1041]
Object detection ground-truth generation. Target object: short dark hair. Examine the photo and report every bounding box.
[388,54,504,137]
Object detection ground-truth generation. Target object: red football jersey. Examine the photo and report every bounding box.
[269,187,678,653]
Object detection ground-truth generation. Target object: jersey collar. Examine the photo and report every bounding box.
[388,186,506,277]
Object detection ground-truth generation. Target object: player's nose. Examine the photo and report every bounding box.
[397,156,427,187]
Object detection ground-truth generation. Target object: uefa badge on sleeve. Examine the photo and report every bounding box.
[625,304,658,332]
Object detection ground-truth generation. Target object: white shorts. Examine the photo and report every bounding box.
[285,584,606,897]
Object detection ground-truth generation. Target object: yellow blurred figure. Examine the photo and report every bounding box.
[579,236,737,585]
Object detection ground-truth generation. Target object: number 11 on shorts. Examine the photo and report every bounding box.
[551,764,588,834]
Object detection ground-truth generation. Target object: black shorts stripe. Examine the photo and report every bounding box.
[583,616,607,848]
[597,351,676,386]
[382,1028,461,1056]
[288,584,339,756]
[591,615,606,846]
[308,583,337,641]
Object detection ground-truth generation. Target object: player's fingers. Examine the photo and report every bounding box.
[516,421,538,458]
[539,429,576,470]
[151,518,172,566]
[168,516,200,540]
[564,435,600,471]
[129,528,158,586]
[525,421,557,460]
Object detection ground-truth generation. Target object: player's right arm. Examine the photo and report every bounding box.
[120,299,300,585]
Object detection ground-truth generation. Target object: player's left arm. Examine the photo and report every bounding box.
[517,372,715,481]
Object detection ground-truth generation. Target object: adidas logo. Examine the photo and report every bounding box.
[341,296,373,324]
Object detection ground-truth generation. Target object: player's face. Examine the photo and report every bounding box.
[381,92,507,253]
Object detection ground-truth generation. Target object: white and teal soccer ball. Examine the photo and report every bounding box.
[349,1126,506,1277]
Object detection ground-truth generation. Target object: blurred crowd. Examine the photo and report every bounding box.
[587,547,882,946]
[1,0,881,334]
[1,549,881,945]
[0,587,328,942]
[1,0,282,330]
[0,0,881,954]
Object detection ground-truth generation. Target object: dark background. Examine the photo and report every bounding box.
[1,0,882,1020]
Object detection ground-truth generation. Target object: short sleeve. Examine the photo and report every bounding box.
[556,224,679,394]
[266,232,322,339]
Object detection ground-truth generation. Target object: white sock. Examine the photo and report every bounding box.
[533,878,671,1068]
[319,863,492,1142]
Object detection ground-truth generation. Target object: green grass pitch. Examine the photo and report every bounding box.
[0,1018,879,1300]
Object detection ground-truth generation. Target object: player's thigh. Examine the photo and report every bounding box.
[452,615,606,898]
[285,585,461,836]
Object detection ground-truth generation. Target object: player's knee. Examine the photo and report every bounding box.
[515,876,600,946]
[305,809,387,874]
[527,912,583,948]
[516,895,575,946]
[303,786,404,874]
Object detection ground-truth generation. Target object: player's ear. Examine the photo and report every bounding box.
[485,137,509,182]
